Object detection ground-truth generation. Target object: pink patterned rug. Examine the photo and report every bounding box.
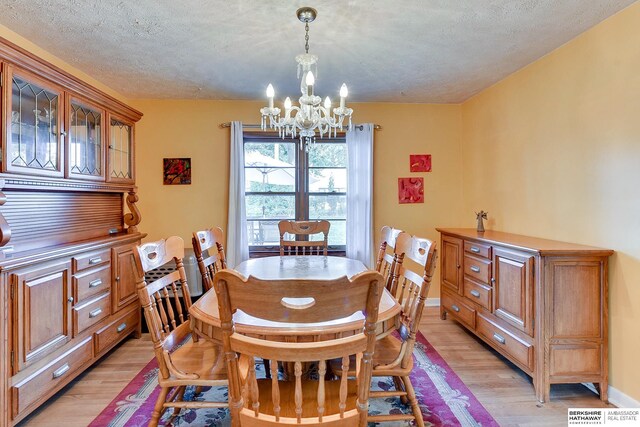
[90,332,498,426]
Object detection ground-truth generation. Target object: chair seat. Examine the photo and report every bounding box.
[329,334,414,377]
[162,336,227,383]
[251,378,358,419]
[371,333,414,375]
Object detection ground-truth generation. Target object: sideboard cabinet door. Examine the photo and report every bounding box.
[5,66,64,177]
[441,235,463,294]
[66,96,105,180]
[12,260,72,372]
[492,248,534,336]
[106,113,135,184]
[112,243,138,312]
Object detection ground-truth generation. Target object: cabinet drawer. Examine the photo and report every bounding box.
[476,314,533,371]
[72,249,111,272]
[74,265,111,303]
[464,241,491,259]
[464,255,491,284]
[73,292,111,336]
[463,278,492,311]
[442,292,476,329]
[94,305,139,355]
[11,337,92,418]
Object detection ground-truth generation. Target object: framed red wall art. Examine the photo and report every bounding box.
[398,177,424,204]
[410,154,432,172]
[163,158,192,185]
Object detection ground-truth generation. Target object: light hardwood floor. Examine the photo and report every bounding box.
[18,307,611,426]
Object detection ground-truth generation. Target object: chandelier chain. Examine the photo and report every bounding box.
[304,22,310,54]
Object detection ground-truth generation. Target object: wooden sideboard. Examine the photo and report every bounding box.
[437,228,612,403]
[0,36,144,426]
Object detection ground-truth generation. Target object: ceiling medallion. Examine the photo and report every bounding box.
[260,7,353,151]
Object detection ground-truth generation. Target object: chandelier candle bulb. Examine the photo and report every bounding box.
[266,84,275,109]
[324,97,331,116]
[284,97,292,112]
[306,71,315,96]
[340,84,348,109]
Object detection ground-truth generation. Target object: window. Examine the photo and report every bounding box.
[244,135,347,254]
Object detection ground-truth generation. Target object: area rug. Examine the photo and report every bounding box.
[90,332,498,426]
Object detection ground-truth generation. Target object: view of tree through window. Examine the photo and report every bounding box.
[244,136,347,251]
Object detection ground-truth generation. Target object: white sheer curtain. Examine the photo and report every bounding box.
[226,121,249,267]
[346,124,374,268]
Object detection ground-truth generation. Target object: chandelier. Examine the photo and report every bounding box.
[260,7,353,151]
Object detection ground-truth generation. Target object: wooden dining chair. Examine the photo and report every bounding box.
[331,233,437,427]
[192,226,228,292]
[192,226,274,377]
[214,269,384,427]
[134,236,227,427]
[371,233,437,427]
[374,226,405,292]
[278,219,330,256]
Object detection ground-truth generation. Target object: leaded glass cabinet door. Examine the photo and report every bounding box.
[66,97,105,180]
[107,113,134,183]
[5,67,64,177]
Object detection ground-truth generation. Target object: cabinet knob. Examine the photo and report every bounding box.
[491,278,496,283]
[456,264,461,269]
[115,276,120,282]
[67,296,74,303]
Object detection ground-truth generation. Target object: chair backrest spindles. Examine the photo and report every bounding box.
[376,226,405,292]
[294,361,303,422]
[192,227,227,291]
[271,361,281,421]
[339,355,349,418]
[318,359,326,422]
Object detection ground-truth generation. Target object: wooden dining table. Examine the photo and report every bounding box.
[189,255,401,342]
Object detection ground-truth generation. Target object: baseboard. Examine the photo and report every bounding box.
[582,383,640,408]
[426,297,440,307]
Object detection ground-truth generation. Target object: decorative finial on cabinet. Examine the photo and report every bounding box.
[475,210,488,232]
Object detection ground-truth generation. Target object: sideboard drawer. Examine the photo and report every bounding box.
[464,241,491,259]
[74,265,111,303]
[463,278,492,311]
[442,292,476,329]
[94,305,139,355]
[72,249,111,272]
[464,255,492,284]
[73,292,111,336]
[477,313,533,371]
[11,337,92,418]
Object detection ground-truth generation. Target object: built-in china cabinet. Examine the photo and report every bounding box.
[0,37,144,426]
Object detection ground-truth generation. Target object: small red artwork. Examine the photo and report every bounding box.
[398,177,424,204]
[163,158,192,185]
[410,154,432,172]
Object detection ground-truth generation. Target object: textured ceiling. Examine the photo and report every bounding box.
[0,0,635,103]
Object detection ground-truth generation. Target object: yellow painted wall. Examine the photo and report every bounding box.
[0,23,129,103]
[461,3,640,401]
[132,99,464,295]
